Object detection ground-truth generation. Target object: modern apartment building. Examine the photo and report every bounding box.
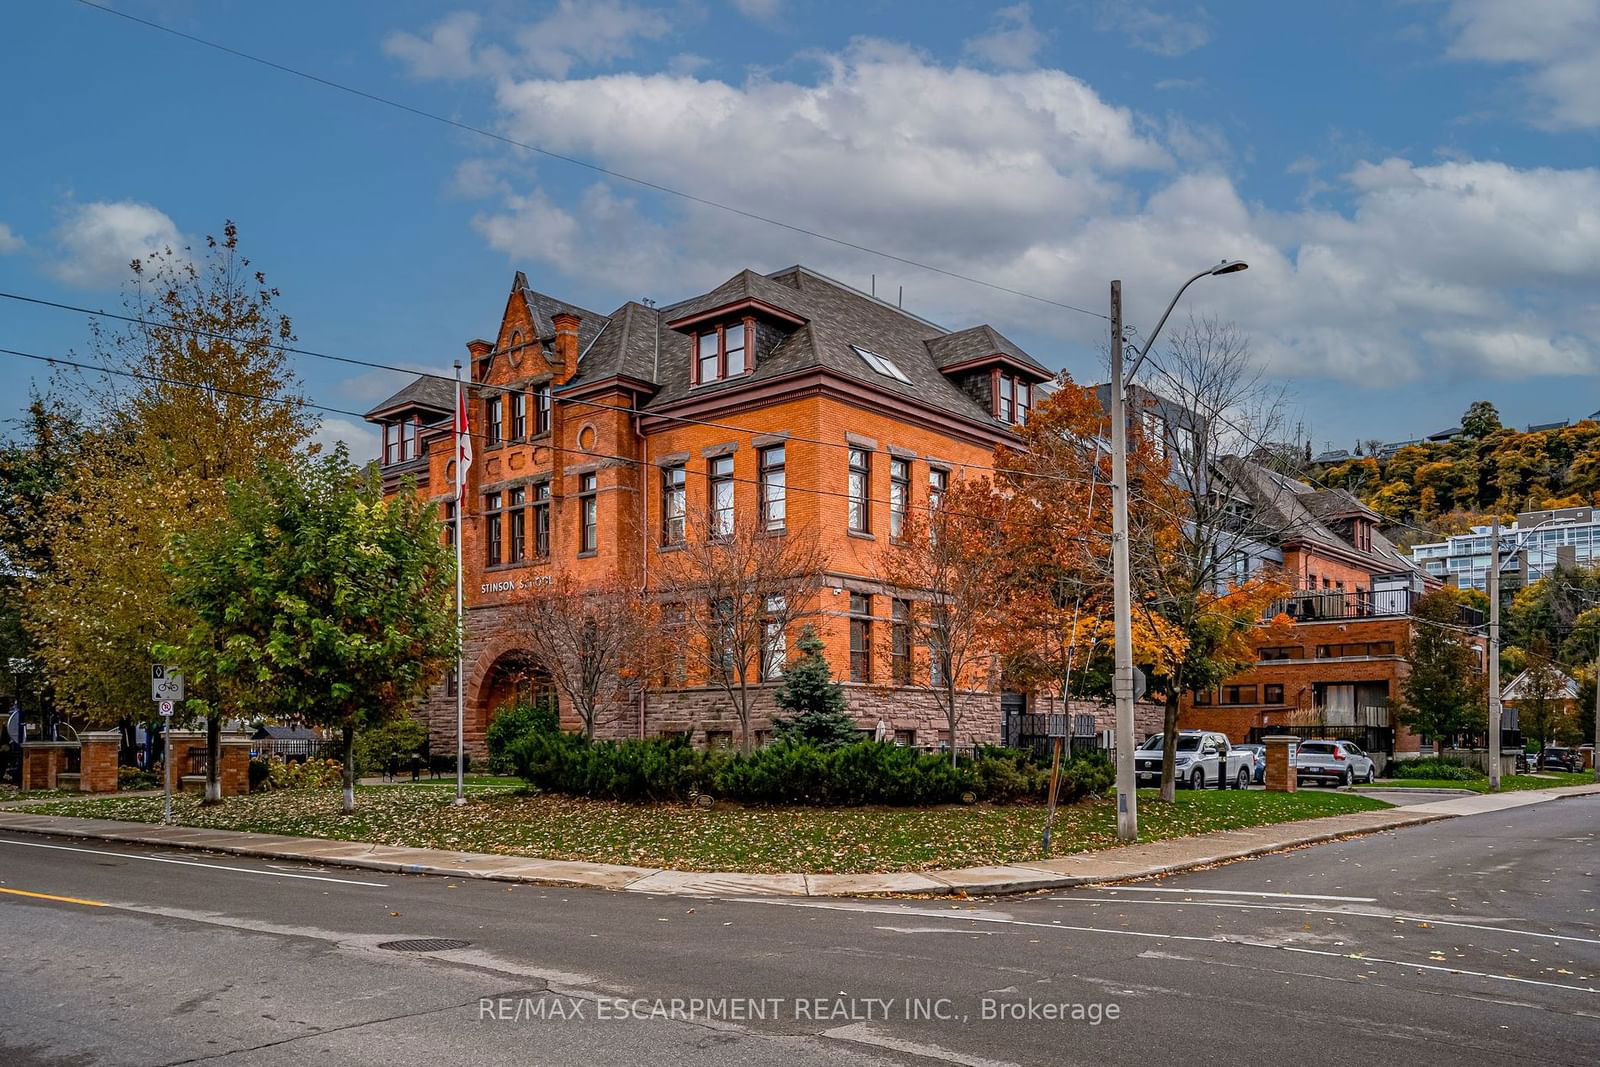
[365,266,1057,754]
[1409,507,1597,592]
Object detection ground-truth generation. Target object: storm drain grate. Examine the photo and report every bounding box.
[377,938,472,953]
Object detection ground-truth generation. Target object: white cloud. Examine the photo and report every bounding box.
[386,2,673,82]
[964,3,1047,70]
[1097,3,1212,57]
[423,31,1600,389]
[0,223,23,254]
[312,416,381,463]
[731,0,783,22]
[1445,0,1600,129]
[49,201,184,288]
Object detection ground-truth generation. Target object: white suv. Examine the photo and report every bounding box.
[1135,730,1254,790]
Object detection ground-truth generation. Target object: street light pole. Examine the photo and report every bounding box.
[1109,281,1137,842]
[1107,261,1248,842]
[1488,519,1501,790]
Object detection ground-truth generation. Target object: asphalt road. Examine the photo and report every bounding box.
[1,797,1597,1066]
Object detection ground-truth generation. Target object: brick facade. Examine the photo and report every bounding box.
[381,268,1058,757]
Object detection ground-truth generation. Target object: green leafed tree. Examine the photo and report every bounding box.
[1460,400,1502,440]
[770,625,858,749]
[1397,590,1487,753]
[166,447,456,811]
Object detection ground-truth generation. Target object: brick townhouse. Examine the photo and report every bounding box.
[1177,458,1487,766]
[366,265,1061,755]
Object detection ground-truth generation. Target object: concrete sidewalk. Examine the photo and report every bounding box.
[2,784,1595,898]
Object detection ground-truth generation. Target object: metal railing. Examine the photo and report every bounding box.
[1269,588,1484,627]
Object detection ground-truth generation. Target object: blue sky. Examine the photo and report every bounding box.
[2,0,1598,458]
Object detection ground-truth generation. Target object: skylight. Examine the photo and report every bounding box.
[851,345,912,385]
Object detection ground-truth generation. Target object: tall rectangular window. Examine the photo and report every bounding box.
[929,622,947,688]
[532,481,550,558]
[484,491,503,566]
[693,322,750,384]
[507,486,526,562]
[709,454,735,538]
[996,375,1031,425]
[998,372,1014,423]
[849,593,872,682]
[533,384,551,436]
[1016,380,1031,423]
[384,423,399,465]
[847,447,870,533]
[485,395,503,445]
[759,445,786,531]
[442,499,456,550]
[662,464,687,545]
[889,457,909,540]
[511,393,527,440]
[578,472,597,554]
[762,595,786,681]
[928,467,948,512]
[891,598,911,685]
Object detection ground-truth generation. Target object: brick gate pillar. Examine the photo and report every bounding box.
[79,731,122,793]
[218,735,252,797]
[21,742,70,791]
[1263,735,1298,793]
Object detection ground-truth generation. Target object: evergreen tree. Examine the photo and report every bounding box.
[771,626,858,749]
[1398,590,1486,753]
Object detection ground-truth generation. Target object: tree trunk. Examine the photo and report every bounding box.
[739,676,752,754]
[202,713,222,806]
[1159,665,1184,804]
[946,680,958,768]
[341,720,356,814]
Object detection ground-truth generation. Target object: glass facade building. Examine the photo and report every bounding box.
[1409,507,1597,591]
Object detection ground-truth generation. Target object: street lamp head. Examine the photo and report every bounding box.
[1210,260,1249,276]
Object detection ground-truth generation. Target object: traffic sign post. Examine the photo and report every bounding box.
[153,666,181,825]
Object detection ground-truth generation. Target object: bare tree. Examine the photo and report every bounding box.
[1516,642,1571,752]
[510,574,664,738]
[878,477,1011,764]
[658,507,825,753]
[1129,315,1301,802]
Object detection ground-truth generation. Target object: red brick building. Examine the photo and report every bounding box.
[1178,459,1487,765]
[366,266,1059,755]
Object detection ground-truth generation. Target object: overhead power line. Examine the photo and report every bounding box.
[73,0,1107,323]
[0,288,1101,487]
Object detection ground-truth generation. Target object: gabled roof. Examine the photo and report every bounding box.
[925,324,1051,376]
[515,271,608,353]
[364,374,455,419]
[1213,456,1413,572]
[1501,667,1581,702]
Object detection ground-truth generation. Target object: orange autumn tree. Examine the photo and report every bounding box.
[989,377,1187,723]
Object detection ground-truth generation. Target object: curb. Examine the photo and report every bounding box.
[0,805,1454,899]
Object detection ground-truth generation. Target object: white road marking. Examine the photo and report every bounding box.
[739,897,1600,998]
[1050,896,1600,946]
[1090,886,1377,902]
[823,1023,1024,1067]
[873,925,996,935]
[0,838,388,887]
[1278,945,1600,995]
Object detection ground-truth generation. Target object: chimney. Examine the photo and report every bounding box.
[551,312,580,382]
[465,339,493,381]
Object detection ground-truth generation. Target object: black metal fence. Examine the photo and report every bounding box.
[1246,723,1394,758]
[252,738,343,763]
[1269,588,1485,628]
[1004,711,1108,762]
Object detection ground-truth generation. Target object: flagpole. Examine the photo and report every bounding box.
[453,360,467,807]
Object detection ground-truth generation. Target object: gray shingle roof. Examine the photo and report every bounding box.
[364,374,455,419]
[1214,457,1412,571]
[925,324,1050,375]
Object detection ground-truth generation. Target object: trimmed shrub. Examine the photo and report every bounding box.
[508,732,1115,807]
[1394,756,1485,781]
[429,752,472,778]
[248,757,270,793]
[117,765,158,791]
[263,757,344,791]
[486,701,560,774]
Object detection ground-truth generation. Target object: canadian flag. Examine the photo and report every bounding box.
[454,381,472,497]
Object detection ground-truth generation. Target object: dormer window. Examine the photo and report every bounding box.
[382,416,421,466]
[996,372,1031,425]
[693,321,749,385]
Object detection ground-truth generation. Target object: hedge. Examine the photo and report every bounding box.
[1392,756,1486,781]
[504,727,1113,807]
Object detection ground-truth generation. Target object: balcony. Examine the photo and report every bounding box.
[1268,588,1484,628]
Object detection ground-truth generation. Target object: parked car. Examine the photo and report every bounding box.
[1514,750,1531,775]
[1234,743,1267,785]
[1295,739,1377,787]
[1535,747,1582,773]
[1135,730,1254,790]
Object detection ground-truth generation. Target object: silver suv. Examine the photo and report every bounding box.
[1295,740,1376,787]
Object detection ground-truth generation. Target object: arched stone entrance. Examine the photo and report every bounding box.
[474,650,557,737]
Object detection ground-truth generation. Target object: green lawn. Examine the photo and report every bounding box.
[1375,771,1594,793]
[16,785,1388,875]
